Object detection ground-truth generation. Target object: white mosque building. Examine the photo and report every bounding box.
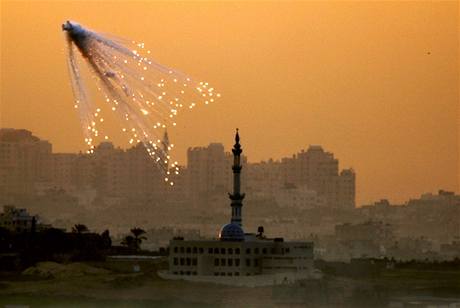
[159,130,317,286]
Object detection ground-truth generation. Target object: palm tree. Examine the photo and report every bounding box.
[72,224,89,234]
[130,227,147,251]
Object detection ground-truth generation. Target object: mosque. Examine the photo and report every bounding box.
[162,130,316,285]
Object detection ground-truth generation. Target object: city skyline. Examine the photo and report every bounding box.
[1,127,457,207]
[1,1,458,205]
[1,2,459,306]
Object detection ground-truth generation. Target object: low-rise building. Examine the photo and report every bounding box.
[0,205,39,232]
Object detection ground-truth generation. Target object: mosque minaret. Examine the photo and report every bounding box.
[162,130,315,285]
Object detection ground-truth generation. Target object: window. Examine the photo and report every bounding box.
[228,248,233,255]
[271,248,275,254]
[235,248,240,254]
[214,248,219,254]
[246,248,251,254]
[193,247,197,254]
[255,248,259,254]
[246,259,251,266]
[180,258,185,265]
[262,248,267,254]
[235,259,240,266]
[192,258,197,266]
[180,247,185,253]
[173,258,178,265]
[186,258,191,266]
[214,259,219,266]
[220,248,226,254]
[254,259,259,267]
[228,259,233,266]
[285,248,290,253]
[235,272,240,276]
[209,248,213,254]
[221,258,226,266]
[214,272,219,276]
[199,247,204,254]
[228,272,233,276]
[174,247,178,253]
[220,272,225,276]
[186,247,191,254]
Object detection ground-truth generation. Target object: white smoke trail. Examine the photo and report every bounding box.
[63,21,220,185]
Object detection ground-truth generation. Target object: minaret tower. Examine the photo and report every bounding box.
[229,129,245,227]
[161,129,170,172]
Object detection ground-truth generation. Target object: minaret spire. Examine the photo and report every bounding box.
[229,128,245,227]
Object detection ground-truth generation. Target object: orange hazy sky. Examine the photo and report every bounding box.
[1,1,459,205]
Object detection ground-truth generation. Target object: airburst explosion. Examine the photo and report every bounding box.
[63,20,220,185]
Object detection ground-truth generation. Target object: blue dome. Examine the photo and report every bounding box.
[219,223,245,241]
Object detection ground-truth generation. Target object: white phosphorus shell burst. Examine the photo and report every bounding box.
[63,21,220,185]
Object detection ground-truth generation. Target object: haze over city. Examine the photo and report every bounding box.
[1,1,458,205]
[1,2,460,307]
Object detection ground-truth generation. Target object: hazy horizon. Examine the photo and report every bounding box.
[1,1,459,205]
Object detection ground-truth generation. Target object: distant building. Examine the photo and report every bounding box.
[333,221,395,260]
[0,205,40,232]
[0,129,52,197]
[165,131,314,282]
[246,145,355,210]
[274,184,325,210]
[186,142,247,208]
